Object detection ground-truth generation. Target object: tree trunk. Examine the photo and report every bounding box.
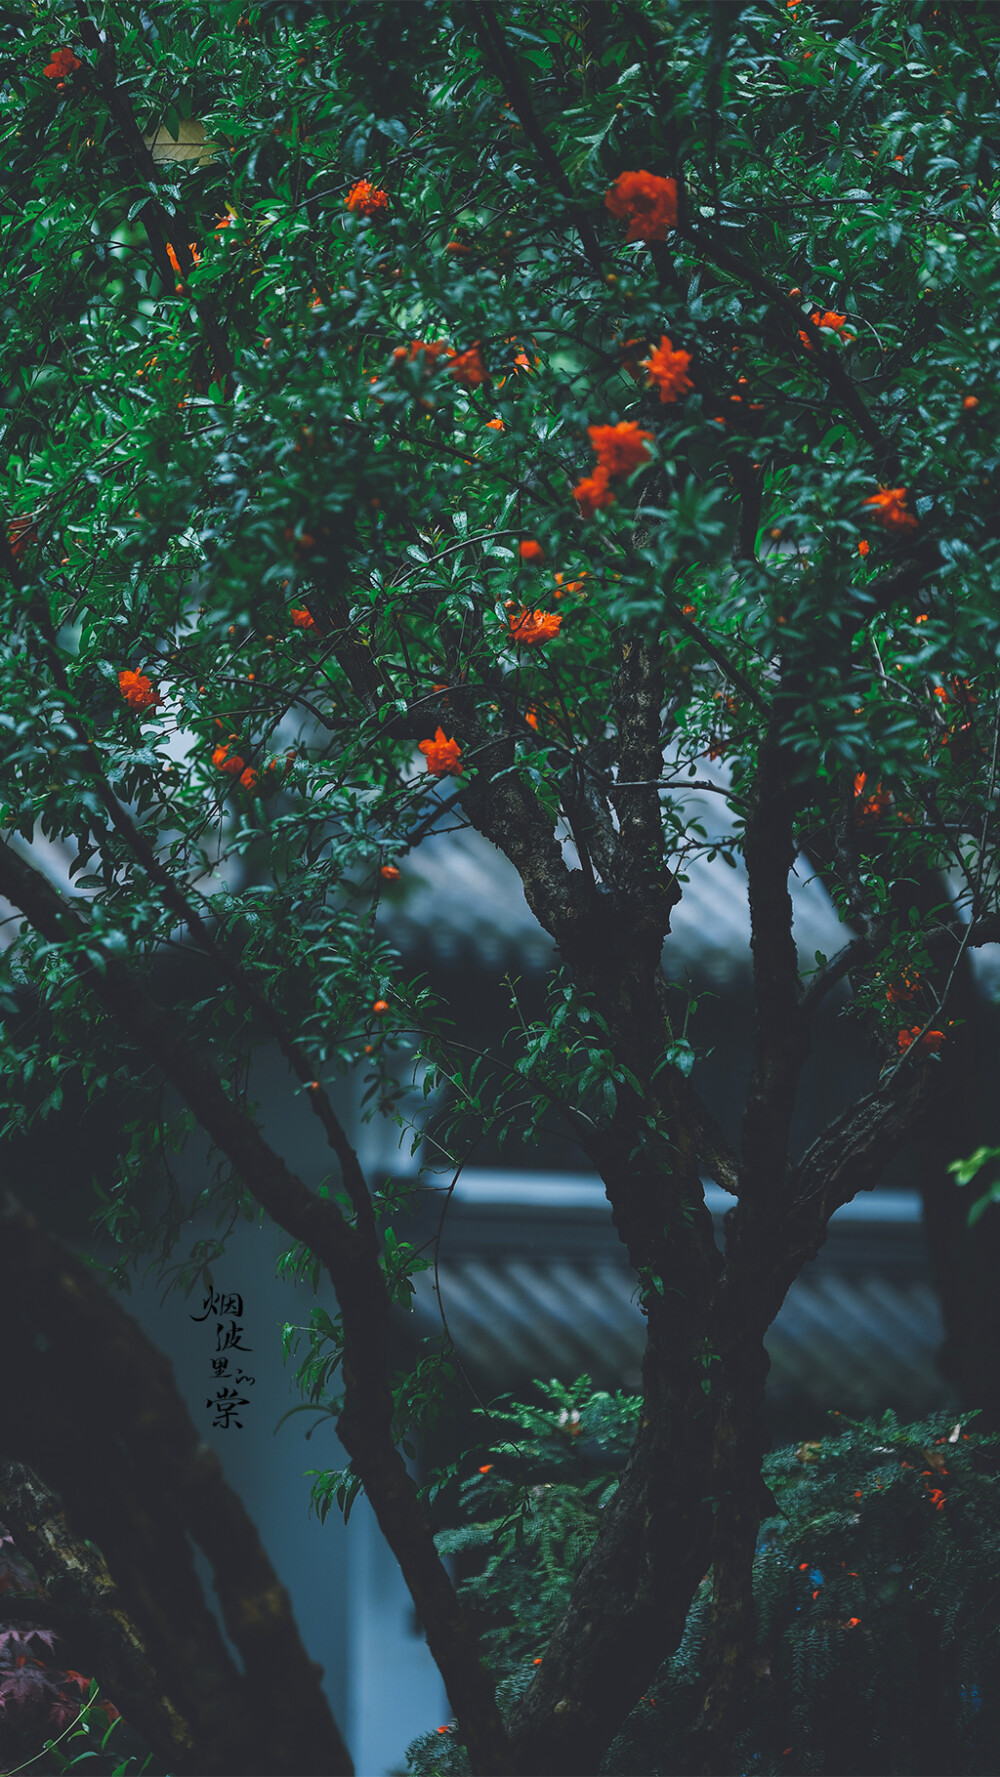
[0,1457,198,1773]
[0,1192,353,1776]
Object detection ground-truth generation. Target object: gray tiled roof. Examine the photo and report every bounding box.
[402,1174,949,1421]
[382,816,1000,993]
[380,817,849,982]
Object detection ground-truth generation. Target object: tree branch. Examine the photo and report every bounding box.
[696,688,808,1763]
[472,4,605,277]
[798,932,873,1014]
[680,220,896,476]
[0,839,512,1777]
[19,574,375,1240]
[667,600,769,714]
[610,636,682,941]
[963,913,1000,947]
[737,708,807,1201]
[731,460,765,567]
[75,10,234,387]
[776,1069,932,1306]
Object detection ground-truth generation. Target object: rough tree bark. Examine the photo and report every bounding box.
[0,1193,352,1776]
[0,1458,196,1773]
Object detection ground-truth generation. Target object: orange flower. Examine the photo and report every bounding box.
[811,309,853,339]
[604,170,678,243]
[898,1025,947,1054]
[798,306,851,350]
[447,344,488,388]
[862,486,918,533]
[44,47,80,81]
[641,335,693,403]
[372,998,390,1015]
[507,608,562,646]
[885,971,919,1004]
[118,669,161,712]
[379,864,401,881]
[588,421,654,478]
[165,242,201,274]
[345,179,389,217]
[858,539,870,557]
[524,705,540,730]
[853,771,891,823]
[291,607,315,630]
[485,416,505,430]
[553,572,587,596]
[963,395,979,410]
[7,517,38,560]
[212,745,246,777]
[573,469,615,517]
[478,1464,493,1474]
[518,539,545,563]
[935,676,977,708]
[393,339,450,367]
[418,727,463,774]
[239,766,259,790]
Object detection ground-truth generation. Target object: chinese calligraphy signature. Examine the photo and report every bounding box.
[191,1290,255,1428]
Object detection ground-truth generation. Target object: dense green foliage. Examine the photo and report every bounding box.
[3,0,1000,1262]
[429,1377,642,1672]
[408,1385,1000,1777]
[5,2,1000,1770]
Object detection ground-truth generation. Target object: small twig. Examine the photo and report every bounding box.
[799,933,875,1015]
[616,776,749,809]
[669,605,769,715]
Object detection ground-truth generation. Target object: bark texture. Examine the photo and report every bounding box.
[0,1194,353,1776]
[0,1458,196,1772]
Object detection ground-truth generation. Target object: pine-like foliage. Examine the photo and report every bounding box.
[431,1377,639,1674]
[407,1378,639,1776]
[407,1390,1000,1777]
